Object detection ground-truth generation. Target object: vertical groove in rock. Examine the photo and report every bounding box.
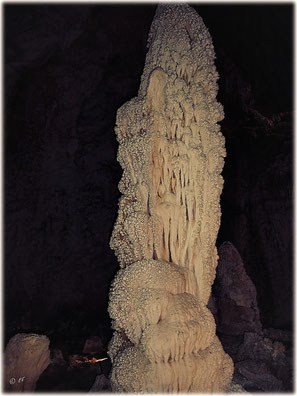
[108,4,233,392]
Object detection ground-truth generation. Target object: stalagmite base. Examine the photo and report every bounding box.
[108,4,234,393]
[4,333,50,392]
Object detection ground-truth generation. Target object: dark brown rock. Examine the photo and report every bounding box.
[217,107,293,329]
[237,332,277,362]
[226,381,247,393]
[263,327,292,343]
[213,240,293,392]
[89,374,111,392]
[215,242,262,335]
[51,348,66,366]
[83,336,104,355]
[68,354,83,370]
[234,360,282,392]
[236,331,292,390]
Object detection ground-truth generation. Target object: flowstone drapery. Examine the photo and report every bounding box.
[108,4,234,392]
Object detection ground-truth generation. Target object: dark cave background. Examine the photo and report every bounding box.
[4,3,293,390]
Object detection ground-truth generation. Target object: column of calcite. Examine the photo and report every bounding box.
[108,4,234,393]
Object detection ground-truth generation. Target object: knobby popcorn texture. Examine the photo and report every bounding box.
[108,4,234,392]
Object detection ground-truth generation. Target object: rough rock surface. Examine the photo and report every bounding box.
[234,360,283,392]
[214,241,262,335]
[233,331,292,392]
[51,348,66,366]
[89,374,111,392]
[215,52,293,328]
[226,381,248,393]
[209,242,293,392]
[108,4,233,393]
[4,333,51,392]
[83,336,105,355]
[263,327,292,343]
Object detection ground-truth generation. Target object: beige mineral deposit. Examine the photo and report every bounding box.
[108,3,234,392]
[4,333,50,392]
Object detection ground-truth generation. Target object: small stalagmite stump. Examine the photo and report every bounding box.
[108,3,234,393]
[4,333,50,392]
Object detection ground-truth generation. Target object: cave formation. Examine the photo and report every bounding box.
[4,334,51,392]
[4,3,293,393]
[108,4,233,392]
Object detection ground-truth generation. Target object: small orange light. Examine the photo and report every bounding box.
[73,357,108,365]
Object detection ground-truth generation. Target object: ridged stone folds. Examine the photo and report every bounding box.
[108,4,234,393]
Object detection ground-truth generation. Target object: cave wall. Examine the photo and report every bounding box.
[214,49,293,329]
[4,4,293,341]
[4,4,156,339]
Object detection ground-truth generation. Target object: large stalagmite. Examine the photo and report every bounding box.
[108,4,234,392]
